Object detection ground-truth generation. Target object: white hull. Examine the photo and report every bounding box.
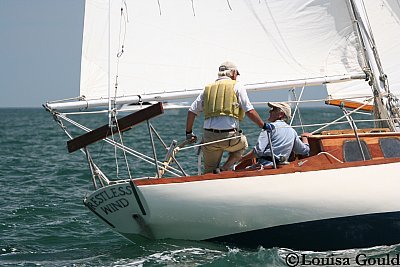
[84,161,400,247]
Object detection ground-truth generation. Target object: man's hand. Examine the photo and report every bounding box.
[301,132,312,138]
[262,122,275,132]
[301,132,312,144]
[186,131,197,143]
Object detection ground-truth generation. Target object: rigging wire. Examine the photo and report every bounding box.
[191,0,196,16]
[226,0,232,11]
[251,94,375,106]
[157,0,162,15]
[114,1,129,103]
[114,115,133,180]
[55,113,182,177]
[358,0,387,91]
[108,0,112,126]
[110,1,135,178]
[352,0,400,130]
[179,116,388,152]
[310,99,373,134]
[110,118,120,179]
[52,114,110,185]
[53,108,391,177]
[289,87,305,133]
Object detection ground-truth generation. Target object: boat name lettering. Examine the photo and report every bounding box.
[285,252,400,266]
[87,185,132,209]
[100,198,129,215]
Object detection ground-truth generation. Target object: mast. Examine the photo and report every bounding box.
[349,0,398,131]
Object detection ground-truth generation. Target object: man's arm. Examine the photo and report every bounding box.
[246,109,265,128]
[186,111,196,133]
[235,84,266,129]
[301,133,311,145]
[293,132,311,156]
[185,111,198,143]
[185,91,203,133]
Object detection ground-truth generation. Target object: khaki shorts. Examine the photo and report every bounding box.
[202,130,248,173]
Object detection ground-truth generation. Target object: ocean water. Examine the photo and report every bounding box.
[1,107,398,267]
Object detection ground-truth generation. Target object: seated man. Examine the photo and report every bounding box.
[240,102,311,168]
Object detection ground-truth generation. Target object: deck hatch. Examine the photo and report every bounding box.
[343,140,371,162]
[380,138,400,158]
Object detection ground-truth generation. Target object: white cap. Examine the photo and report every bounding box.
[219,61,240,75]
[268,102,292,119]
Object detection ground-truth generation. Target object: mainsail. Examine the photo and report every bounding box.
[48,0,366,110]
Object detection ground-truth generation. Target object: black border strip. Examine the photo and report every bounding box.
[83,199,115,228]
[130,179,147,216]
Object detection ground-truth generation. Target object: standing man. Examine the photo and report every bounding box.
[240,102,311,168]
[185,61,267,174]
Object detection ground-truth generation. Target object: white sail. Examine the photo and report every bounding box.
[44,0,400,250]
[326,0,400,102]
[79,0,364,103]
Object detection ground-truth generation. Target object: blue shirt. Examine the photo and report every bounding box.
[253,120,309,162]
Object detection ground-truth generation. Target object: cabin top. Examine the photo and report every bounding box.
[307,128,400,162]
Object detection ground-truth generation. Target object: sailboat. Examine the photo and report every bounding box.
[44,0,400,251]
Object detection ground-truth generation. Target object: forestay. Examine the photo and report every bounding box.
[326,0,400,102]
[80,1,363,100]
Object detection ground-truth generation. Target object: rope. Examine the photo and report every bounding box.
[53,107,396,180]
[177,134,241,151]
[317,152,344,164]
[57,113,183,177]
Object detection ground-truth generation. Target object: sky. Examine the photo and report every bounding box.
[0,0,84,108]
[0,0,327,108]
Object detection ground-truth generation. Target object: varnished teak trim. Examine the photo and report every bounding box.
[325,99,374,111]
[134,132,400,186]
[134,157,400,186]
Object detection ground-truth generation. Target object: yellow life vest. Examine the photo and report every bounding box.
[203,79,245,120]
